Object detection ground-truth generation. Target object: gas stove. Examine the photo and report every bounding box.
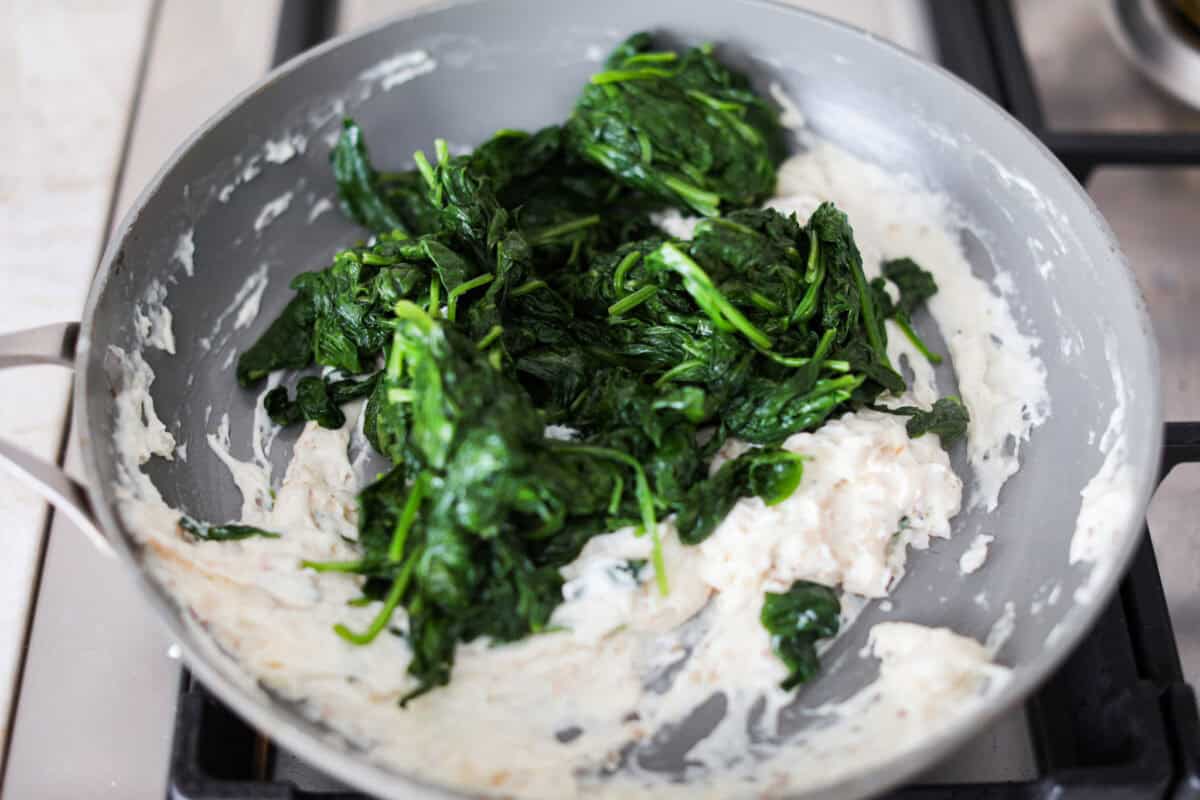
[6,1,1200,798]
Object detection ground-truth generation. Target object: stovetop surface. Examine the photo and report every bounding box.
[5,1,1200,798]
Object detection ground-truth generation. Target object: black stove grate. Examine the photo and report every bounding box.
[933,1,1200,181]
[166,2,1200,798]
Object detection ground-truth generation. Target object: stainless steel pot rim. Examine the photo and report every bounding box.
[1106,0,1200,110]
[70,1,1164,797]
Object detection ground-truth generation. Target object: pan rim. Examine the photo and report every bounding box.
[74,1,1165,797]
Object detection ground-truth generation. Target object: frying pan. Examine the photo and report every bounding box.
[0,1,1163,797]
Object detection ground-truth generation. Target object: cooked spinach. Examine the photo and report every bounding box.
[890,395,970,445]
[179,516,281,542]
[332,119,443,237]
[871,257,943,364]
[236,295,316,388]
[566,33,783,216]
[264,372,379,429]
[760,580,840,689]
[231,31,967,702]
[304,302,668,699]
[676,448,804,545]
[332,119,410,235]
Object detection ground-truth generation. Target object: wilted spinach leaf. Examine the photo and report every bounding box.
[179,516,281,542]
[332,119,410,235]
[890,395,970,445]
[872,257,943,364]
[675,447,805,544]
[264,372,380,429]
[566,33,783,216]
[761,580,840,690]
[236,295,316,388]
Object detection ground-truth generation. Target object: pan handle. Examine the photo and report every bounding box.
[0,322,113,557]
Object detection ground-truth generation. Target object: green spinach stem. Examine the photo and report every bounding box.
[334,550,420,646]
[608,285,659,316]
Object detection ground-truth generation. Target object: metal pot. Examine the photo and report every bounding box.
[0,1,1163,797]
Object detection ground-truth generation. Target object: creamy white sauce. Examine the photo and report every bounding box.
[264,132,307,164]
[358,50,438,92]
[1045,621,1066,648]
[768,82,807,130]
[134,279,176,354]
[254,191,294,233]
[701,412,960,599]
[650,208,700,239]
[206,412,271,520]
[126,407,983,798]
[769,140,1050,512]
[307,195,334,223]
[993,270,1016,296]
[242,155,263,184]
[308,96,346,133]
[107,138,1054,797]
[598,623,1008,799]
[543,424,579,442]
[347,398,375,488]
[985,601,1016,656]
[233,263,269,330]
[109,346,175,504]
[218,133,308,204]
[706,622,1010,798]
[1069,331,1136,603]
[252,374,284,478]
[959,534,994,575]
[198,262,271,352]
[172,228,196,278]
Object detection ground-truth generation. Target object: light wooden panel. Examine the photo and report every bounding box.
[112,0,284,223]
[4,1,282,796]
[0,0,156,758]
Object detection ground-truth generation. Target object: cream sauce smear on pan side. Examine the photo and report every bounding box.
[112,136,1053,798]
